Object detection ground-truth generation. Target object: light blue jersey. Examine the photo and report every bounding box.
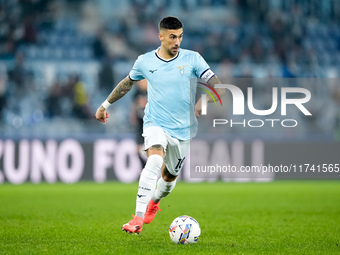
[129,48,214,140]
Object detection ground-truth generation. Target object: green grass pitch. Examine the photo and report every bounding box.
[0,181,339,254]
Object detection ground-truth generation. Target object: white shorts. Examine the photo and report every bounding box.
[142,126,190,176]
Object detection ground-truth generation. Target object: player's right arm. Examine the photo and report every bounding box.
[95,75,137,124]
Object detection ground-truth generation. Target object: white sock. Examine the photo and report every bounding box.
[152,177,176,203]
[135,154,163,217]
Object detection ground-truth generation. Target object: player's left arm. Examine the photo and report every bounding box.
[195,74,225,117]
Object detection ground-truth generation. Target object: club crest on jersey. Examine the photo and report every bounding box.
[176,65,187,75]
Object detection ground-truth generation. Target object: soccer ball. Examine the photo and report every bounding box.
[169,215,201,244]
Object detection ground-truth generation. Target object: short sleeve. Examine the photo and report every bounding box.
[129,56,145,81]
[194,53,215,82]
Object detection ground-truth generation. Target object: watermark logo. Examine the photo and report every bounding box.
[197,82,222,115]
[199,83,312,128]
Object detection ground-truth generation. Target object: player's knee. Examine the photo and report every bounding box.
[147,144,164,157]
[150,144,163,150]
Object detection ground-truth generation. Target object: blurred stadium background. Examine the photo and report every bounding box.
[0,0,340,183]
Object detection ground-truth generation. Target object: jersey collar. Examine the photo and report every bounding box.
[155,47,180,63]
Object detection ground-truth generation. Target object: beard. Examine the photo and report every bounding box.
[166,46,179,57]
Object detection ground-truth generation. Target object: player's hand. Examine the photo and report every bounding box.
[95,106,110,124]
[195,99,202,117]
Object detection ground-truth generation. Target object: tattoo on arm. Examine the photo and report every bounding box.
[207,75,225,103]
[107,76,136,104]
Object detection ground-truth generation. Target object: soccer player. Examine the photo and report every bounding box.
[95,16,224,234]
